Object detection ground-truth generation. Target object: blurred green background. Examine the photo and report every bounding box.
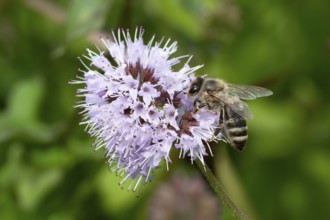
[1,0,330,219]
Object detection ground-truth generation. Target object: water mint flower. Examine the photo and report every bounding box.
[72,28,220,191]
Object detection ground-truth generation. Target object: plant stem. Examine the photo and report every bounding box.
[196,159,248,220]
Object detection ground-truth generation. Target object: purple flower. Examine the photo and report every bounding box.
[72,28,220,191]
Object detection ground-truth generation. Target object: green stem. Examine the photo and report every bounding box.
[196,159,248,220]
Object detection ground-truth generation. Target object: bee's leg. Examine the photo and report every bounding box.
[219,108,231,144]
[219,107,224,127]
[193,99,206,113]
[193,100,199,113]
[214,108,231,144]
[193,99,199,109]
[214,108,224,138]
[194,99,206,109]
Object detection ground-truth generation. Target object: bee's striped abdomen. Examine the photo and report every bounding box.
[224,106,248,151]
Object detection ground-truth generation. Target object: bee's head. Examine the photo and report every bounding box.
[188,77,204,96]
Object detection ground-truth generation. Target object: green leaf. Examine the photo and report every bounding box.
[95,167,138,215]
[145,0,203,38]
[7,78,44,123]
[16,169,63,211]
[66,0,112,40]
[0,142,24,187]
[0,77,66,143]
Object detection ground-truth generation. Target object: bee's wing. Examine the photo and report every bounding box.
[208,91,253,119]
[225,97,253,119]
[227,84,273,100]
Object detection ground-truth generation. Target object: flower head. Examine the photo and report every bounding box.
[72,28,220,191]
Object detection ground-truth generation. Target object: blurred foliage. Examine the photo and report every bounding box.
[0,0,330,219]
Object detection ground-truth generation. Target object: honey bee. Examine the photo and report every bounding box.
[188,77,273,151]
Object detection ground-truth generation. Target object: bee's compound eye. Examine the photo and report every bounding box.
[189,85,199,95]
[189,77,203,95]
